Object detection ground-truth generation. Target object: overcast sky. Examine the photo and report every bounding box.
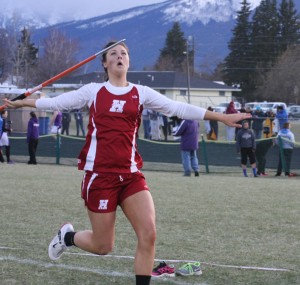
[1,0,167,23]
[2,0,262,24]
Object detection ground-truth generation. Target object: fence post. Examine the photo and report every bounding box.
[56,132,61,165]
[201,134,209,173]
[278,136,286,173]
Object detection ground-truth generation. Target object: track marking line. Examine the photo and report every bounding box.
[1,246,293,273]
[65,252,293,272]
[0,246,21,250]
[0,255,205,285]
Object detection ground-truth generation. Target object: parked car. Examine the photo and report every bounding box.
[287,105,300,119]
[214,102,241,113]
[244,102,261,110]
[259,102,287,114]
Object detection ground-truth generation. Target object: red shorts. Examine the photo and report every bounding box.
[81,171,149,213]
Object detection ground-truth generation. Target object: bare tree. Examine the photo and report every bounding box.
[3,12,26,85]
[0,28,9,82]
[35,29,79,84]
[255,45,300,104]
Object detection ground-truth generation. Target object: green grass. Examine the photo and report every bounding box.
[1,164,299,285]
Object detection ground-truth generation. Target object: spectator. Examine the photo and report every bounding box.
[275,122,296,177]
[161,115,169,141]
[225,101,238,141]
[168,116,181,135]
[274,105,288,133]
[252,106,267,139]
[49,111,62,134]
[27,111,39,165]
[61,110,71,135]
[149,110,161,140]
[204,119,211,140]
[236,120,258,177]
[245,106,253,128]
[142,108,151,139]
[74,109,85,137]
[0,110,13,163]
[235,106,245,139]
[207,106,218,140]
[255,137,273,176]
[263,109,275,137]
[0,111,3,163]
[173,119,200,177]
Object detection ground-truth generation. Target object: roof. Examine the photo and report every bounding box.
[57,71,239,91]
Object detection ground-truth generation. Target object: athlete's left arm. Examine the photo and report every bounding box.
[139,85,206,120]
[139,86,251,127]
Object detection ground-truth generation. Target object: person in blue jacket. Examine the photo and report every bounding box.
[275,122,296,177]
[172,119,200,176]
[275,105,288,132]
[27,111,39,164]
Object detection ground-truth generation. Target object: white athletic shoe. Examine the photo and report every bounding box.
[48,223,74,261]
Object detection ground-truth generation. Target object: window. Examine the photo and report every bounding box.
[219,91,225,96]
[160,90,166,95]
[180,90,186,96]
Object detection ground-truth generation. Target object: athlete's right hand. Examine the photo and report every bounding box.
[3,98,36,109]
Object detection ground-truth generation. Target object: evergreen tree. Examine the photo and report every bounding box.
[155,22,187,71]
[251,0,279,70]
[278,0,300,53]
[223,0,252,100]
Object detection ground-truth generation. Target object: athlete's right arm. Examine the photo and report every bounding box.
[3,98,36,109]
[3,83,102,111]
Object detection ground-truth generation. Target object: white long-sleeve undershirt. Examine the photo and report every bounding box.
[36,81,207,120]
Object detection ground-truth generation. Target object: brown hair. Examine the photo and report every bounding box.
[101,41,129,81]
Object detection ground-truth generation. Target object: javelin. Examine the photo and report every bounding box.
[0,38,126,111]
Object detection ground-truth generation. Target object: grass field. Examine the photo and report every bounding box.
[1,164,299,285]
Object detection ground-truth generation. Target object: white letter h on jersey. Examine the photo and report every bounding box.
[109,100,126,113]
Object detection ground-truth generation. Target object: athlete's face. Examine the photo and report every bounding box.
[103,44,130,76]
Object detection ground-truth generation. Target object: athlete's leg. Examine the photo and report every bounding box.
[121,190,156,276]
[74,210,117,255]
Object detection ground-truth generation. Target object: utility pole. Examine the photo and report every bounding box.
[186,43,191,104]
[183,38,193,104]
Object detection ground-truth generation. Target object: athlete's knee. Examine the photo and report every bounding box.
[93,241,114,255]
[138,225,156,247]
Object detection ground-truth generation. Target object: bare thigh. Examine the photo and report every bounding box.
[121,190,156,238]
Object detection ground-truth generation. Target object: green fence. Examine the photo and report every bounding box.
[7,133,300,172]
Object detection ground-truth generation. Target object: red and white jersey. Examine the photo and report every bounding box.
[36,81,206,173]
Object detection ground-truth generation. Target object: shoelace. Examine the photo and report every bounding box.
[180,262,199,273]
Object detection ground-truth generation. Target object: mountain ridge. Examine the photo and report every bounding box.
[2,0,300,72]
[30,0,238,72]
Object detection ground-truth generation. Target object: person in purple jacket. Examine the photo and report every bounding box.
[27,111,39,164]
[50,111,62,134]
[173,119,200,176]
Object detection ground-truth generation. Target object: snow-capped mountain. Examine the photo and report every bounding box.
[2,0,299,72]
[27,0,241,72]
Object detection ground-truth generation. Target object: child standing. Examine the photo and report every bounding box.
[236,120,258,177]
